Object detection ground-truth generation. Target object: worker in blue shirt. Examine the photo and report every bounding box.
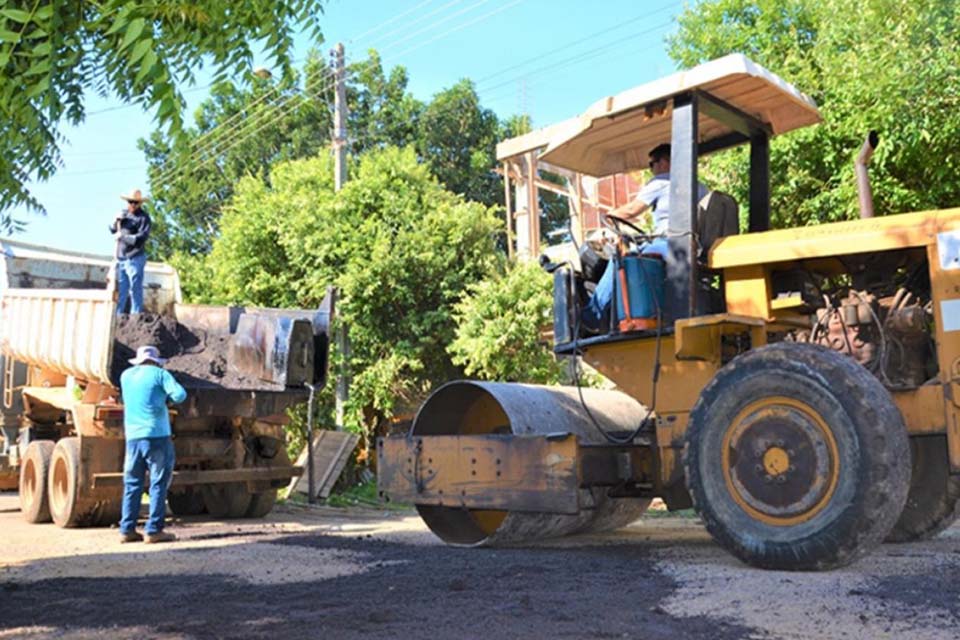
[119,345,187,543]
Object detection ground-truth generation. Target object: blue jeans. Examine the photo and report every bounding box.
[120,437,175,535]
[581,238,667,331]
[117,253,147,314]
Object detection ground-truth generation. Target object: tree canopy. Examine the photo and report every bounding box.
[449,260,568,384]
[670,0,960,228]
[193,146,501,437]
[145,51,525,258]
[0,0,324,224]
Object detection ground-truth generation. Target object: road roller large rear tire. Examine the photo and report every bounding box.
[19,440,54,523]
[685,343,910,571]
[202,483,252,518]
[886,435,960,542]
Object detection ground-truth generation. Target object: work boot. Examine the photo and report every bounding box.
[119,530,143,543]
[144,531,176,544]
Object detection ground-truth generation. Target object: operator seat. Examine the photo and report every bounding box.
[696,190,739,314]
[697,190,739,263]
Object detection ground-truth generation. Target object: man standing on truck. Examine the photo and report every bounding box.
[119,345,187,543]
[109,189,152,315]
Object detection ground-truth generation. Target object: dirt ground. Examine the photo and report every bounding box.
[1,492,958,640]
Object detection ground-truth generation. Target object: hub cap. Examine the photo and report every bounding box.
[721,397,840,526]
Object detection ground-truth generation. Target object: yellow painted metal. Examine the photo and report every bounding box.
[762,447,790,476]
[925,238,960,472]
[378,435,581,514]
[710,208,960,269]
[675,314,766,362]
[722,396,840,527]
[582,336,717,413]
[655,412,689,491]
[724,265,773,319]
[892,386,946,435]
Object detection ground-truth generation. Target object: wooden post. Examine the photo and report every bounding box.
[503,162,514,260]
[332,43,349,430]
[526,152,539,258]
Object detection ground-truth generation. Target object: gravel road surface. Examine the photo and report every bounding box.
[1,493,957,639]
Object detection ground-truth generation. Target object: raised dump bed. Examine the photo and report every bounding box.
[0,239,332,527]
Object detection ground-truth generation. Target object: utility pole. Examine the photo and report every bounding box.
[332,42,350,430]
[333,43,347,191]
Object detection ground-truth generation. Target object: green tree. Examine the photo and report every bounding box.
[196,147,501,439]
[416,79,502,206]
[144,50,427,258]
[669,0,960,228]
[143,54,332,257]
[449,260,567,384]
[0,0,325,223]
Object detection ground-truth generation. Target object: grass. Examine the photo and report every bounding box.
[280,478,411,511]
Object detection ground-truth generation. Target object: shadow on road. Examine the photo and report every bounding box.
[0,531,758,640]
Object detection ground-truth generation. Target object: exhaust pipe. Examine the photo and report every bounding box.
[855,131,879,219]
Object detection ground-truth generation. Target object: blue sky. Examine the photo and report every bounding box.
[11,0,683,255]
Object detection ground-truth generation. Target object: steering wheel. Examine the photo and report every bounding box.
[600,213,653,245]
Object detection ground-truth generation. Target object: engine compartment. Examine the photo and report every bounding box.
[770,249,937,390]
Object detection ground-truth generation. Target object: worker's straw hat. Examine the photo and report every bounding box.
[120,188,148,203]
[129,345,167,366]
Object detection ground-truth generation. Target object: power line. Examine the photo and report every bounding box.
[347,0,441,44]
[473,4,673,86]
[375,0,494,57]
[357,0,464,52]
[153,74,338,187]
[383,0,524,64]
[155,1,525,187]
[478,18,674,95]
[480,26,675,105]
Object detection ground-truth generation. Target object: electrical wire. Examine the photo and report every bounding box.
[571,241,663,445]
[154,0,523,186]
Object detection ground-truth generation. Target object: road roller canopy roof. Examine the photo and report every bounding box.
[496,54,821,177]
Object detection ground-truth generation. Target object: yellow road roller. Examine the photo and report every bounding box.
[378,55,960,570]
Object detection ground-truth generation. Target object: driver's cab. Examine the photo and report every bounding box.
[495,54,822,352]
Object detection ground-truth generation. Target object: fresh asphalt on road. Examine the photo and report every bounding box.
[1,493,958,639]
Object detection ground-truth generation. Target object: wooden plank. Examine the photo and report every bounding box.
[286,430,359,498]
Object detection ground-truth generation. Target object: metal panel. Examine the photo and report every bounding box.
[378,434,581,514]
[749,133,771,232]
[710,208,960,269]
[0,288,115,384]
[666,93,699,321]
[530,54,820,176]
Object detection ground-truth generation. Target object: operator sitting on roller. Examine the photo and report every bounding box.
[119,345,187,544]
[581,144,707,332]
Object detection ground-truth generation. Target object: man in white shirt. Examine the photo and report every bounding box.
[581,144,707,331]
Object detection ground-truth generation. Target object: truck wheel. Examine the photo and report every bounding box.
[19,440,54,523]
[48,437,99,527]
[95,497,123,527]
[168,488,206,516]
[245,490,277,518]
[886,435,960,542]
[685,342,911,571]
[201,483,252,518]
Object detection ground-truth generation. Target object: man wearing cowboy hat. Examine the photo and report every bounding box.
[109,188,152,314]
[118,345,187,543]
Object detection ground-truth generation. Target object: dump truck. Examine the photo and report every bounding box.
[378,54,960,570]
[0,240,331,526]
